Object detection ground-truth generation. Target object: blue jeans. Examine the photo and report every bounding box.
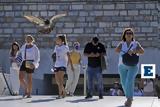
[86,66,103,95]
[118,64,138,99]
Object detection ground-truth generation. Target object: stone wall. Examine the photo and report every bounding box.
[0,0,159,48]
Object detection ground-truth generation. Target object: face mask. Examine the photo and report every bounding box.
[75,45,79,50]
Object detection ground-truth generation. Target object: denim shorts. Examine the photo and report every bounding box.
[54,67,66,72]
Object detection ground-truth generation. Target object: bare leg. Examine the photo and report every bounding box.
[27,73,32,97]
[59,71,65,97]
[55,72,62,97]
[19,71,28,96]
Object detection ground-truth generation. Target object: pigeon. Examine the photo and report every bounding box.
[24,13,67,34]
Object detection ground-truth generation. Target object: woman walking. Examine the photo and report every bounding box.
[65,42,81,96]
[9,42,20,95]
[19,35,40,98]
[53,34,74,99]
[115,28,144,107]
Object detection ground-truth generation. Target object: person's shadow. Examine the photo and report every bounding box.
[27,96,57,103]
[117,106,125,107]
[0,97,23,101]
[66,98,99,103]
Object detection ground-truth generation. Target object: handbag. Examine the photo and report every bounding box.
[101,55,107,71]
[51,53,56,63]
[122,44,139,66]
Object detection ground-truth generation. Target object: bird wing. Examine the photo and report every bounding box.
[49,13,67,29]
[24,15,45,26]
[50,13,67,23]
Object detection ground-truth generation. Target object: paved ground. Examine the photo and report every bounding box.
[0,96,159,107]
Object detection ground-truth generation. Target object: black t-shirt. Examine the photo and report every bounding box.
[84,42,106,68]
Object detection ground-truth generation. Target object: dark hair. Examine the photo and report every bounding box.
[121,28,135,41]
[57,34,67,45]
[44,19,50,25]
[10,42,20,57]
[92,37,99,44]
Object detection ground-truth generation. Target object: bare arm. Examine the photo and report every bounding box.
[135,42,144,54]
[115,42,122,53]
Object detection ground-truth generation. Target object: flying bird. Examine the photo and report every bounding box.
[24,13,67,34]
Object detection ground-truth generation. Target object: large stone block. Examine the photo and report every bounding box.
[115,28,123,33]
[118,22,130,27]
[4,6,12,10]
[104,11,119,16]
[79,11,88,16]
[145,3,156,9]
[140,10,151,15]
[61,28,73,33]
[22,5,28,10]
[141,27,153,33]
[103,4,115,9]
[126,3,136,10]
[75,23,88,27]
[40,11,48,16]
[13,5,22,10]
[4,29,14,33]
[136,4,144,9]
[71,5,83,10]
[128,10,138,16]
[29,5,37,10]
[120,10,127,15]
[65,23,74,28]
[49,5,60,10]
[90,11,103,16]
[5,12,14,16]
[38,5,47,10]
[73,28,84,33]
[115,4,125,9]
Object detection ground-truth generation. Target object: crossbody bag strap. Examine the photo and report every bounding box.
[25,45,27,60]
[126,44,133,52]
[121,43,133,54]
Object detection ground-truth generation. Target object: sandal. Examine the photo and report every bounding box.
[124,98,133,107]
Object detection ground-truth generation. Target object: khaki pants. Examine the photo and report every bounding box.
[65,64,80,94]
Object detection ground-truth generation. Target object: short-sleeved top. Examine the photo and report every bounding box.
[84,42,106,68]
[54,45,69,68]
[118,41,141,65]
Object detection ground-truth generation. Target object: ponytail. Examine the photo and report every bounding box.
[57,34,67,45]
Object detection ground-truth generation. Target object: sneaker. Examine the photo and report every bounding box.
[69,92,74,96]
[56,96,63,99]
[85,94,92,99]
[99,94,103,99]
[27,95,32,98]
[22,93,27,98]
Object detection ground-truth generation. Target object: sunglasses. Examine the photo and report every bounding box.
[126,32,133,35]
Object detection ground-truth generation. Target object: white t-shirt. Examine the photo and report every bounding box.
[20,44,40,68]
[54,45,69,68]
[118,41,138,65]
